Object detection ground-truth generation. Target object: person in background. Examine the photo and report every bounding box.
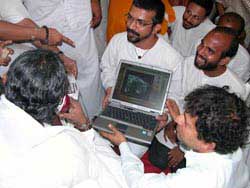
[217,12,250,82]
[167,0,215,57]
[106,0,176,43]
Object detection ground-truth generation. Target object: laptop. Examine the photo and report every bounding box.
[93,59,172,145]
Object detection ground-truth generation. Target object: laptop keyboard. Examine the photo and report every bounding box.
[102,106,157,131]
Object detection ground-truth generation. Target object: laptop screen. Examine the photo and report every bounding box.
[112,62,171,112]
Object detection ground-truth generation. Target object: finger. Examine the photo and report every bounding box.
[156,114,167,121]
[62,35,75,47]
[167,100,179,120]
[7,48,14,55]
[100,130,113,139]
[107,124,120,133]
[0,40,12,47]
[58,112,72,119]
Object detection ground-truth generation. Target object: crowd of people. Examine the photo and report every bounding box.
[0,0,249,188]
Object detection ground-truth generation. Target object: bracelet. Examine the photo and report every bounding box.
[42,25,49,44]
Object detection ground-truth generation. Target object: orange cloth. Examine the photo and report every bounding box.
[106,0,176,42]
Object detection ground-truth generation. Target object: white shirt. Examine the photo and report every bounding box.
[227,44,250,82]
[100,32,184,100]
[119,142,249,188]
[182,56,248,103]
[0,0,30,23]
[168,6,215,57]
[0,95,128,188]
[193,40,250,83]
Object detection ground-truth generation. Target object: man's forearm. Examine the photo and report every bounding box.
[0,20,46,42]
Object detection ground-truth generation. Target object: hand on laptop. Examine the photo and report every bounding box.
[100,124,127,146]
[102,87,112,109]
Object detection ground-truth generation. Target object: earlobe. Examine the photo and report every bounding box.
[219,57,230,66]
[153,24,162,34]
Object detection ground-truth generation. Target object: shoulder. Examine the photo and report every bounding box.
[237,45,250,60]
[157,37,183,59]
[173,6,185,17]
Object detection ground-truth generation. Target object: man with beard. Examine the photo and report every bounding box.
[181,26,248,103]
[167,0,215,57]
[100,0,183,157]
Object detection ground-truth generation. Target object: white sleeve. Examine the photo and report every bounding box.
[167,58,184,110]
[0,0,30,23]
[119,142,195,188]
[100,35,120,89]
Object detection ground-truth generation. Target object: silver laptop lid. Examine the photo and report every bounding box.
[110,59,172,114]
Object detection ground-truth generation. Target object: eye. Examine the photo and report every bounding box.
[208,48,214,55]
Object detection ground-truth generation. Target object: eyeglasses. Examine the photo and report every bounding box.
[125,13,154,27]
[184,9,204,22]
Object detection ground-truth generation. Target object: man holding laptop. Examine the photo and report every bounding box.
[100,0,183,156]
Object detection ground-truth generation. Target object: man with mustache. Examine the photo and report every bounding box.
[181,26,249,103]
[167,0,215,57]
[100,0,183,157]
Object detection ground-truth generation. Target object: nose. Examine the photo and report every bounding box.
[186,14,193,22]
[197,44,206,56]
[127,18,137,30]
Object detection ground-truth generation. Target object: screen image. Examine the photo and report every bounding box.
[112,62,171,111]
[121,70,154,100]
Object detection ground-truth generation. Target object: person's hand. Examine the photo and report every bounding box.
[100,124,127,145]
[102,87,112,109]
[59,98,89,128]
[156,112,168,131]
[90,0,102,28]
[166,99,180,121]
[48,28,75,47]
[168,146,184,168]
[164,120,177,143]
[0,40,14,66]
[59,54,78,78]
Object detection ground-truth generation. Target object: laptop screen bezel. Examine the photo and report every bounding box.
[110,59,172,115]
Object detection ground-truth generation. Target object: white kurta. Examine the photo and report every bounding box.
[100,32,184,100]
[119,142,249,188]
[100,32,184,157]
[1,0,103,119]
[227,44,250,83]
[193,40,250,83]
[182,56,249,102]
[0,95,128,188]
[168,6,215,57]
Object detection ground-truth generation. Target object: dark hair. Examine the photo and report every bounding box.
[132,0,165,24]
[5,49,68,124]
[189,0,214,16]
[218,12,245,37]
[184,85,250,154]
[210,27,239,58]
